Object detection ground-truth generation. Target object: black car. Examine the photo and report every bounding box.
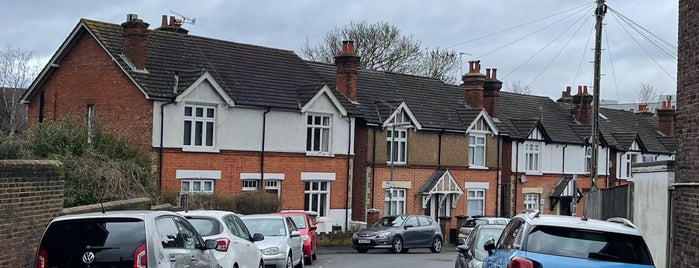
[455,224,505,268]
[352,215,443,254]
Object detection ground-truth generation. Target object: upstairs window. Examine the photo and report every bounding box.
[469,135,486,167]
[387,128,408,164]
[306,114,331,154]
[184,105,215,148]
[524,142,541,173]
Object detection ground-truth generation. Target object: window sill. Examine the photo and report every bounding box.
[182,147,220,153]
[306,152,335,157]
[468,166,488,170]
[385,162,408,166]
[524,171,543,176]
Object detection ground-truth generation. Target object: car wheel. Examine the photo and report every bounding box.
[285,254,293,268]
[357,248,368,253]
[390,237,403,254]
[430,237,443,253]
[312,248,317,260]
[295,254,304,268]
[400,248,410,253]
[258,260,264,268]
[304,254,312,265]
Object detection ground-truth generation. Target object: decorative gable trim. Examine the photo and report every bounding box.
[175,71,235,107]
[420,169,463,209]
[526,123,551,142]
[301,84,348,116]
[466,109,499,135]
[382,102,422,129]
[629,138,647,152]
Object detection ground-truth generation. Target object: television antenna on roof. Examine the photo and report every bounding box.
[170,11,196,25]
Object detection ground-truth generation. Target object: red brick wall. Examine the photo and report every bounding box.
[351,122,370,220]
[675,1,699,266]
[160,149,351,210]
[512,174,601,215]
[26,33,153,149]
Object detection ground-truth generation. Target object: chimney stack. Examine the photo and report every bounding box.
[335,40,360,101]
[635,104,653,116]
[572,85,593,124]
[557,86,573,103]
[462,60,486,109]
[656,100,676,137]
[121,14,149,70]
[483,67,503,117]
[155,15,189,34]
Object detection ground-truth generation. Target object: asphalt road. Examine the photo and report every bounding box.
[311,245,458,268]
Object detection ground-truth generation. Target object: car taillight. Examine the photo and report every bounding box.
[37,248,47,268]
[133,242,147,268]
[215,238,230,252]
[507,256,534,268]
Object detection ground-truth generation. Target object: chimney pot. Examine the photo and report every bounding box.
[577,85,583,95]
[475,60,481,73]
[485,68,491,79]
[468,61,475,73]
[583,85,589,94]
[161,15,167,27]
[492,68,497,80]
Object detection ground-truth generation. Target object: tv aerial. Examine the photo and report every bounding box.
[170,11,196,25]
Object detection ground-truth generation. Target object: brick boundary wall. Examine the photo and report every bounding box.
[0,160,64,268]
[60,197,153,215]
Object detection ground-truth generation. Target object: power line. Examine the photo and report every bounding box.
[572,24,595,88]
[608,8,676,62]
[607,7,677,53]
[603,26,621,102]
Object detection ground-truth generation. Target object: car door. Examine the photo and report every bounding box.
[401,216,421,247]
[418,216,437,246]
[483,218,524,268]
[286,217,303,263]
[232,215,260,268]
[156,216,215,268]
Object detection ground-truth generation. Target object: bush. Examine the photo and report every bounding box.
[231,191,280,215]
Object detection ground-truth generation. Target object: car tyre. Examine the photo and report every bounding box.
[259,261,264,268]
[390,237,403,254]
[304,253,312,265]
[430,236,443,253]
[357,248,368,253]
[285,254,293,268]
[400,248,410,253]
[312,249,317,260]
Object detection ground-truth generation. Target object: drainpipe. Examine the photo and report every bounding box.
[261,108,271,190]
[562,144,568,174]
[346,117,352,230]
[496,136,501,217]
[437,130,444,168]
[514,141,520,216]
[159,99,175,194]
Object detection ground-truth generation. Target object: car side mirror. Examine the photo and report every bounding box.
[253,233,265,242]
[483,238,496,256]
[456,244,470,253]
[310,225,317,231]
[403,224,414,229]
[290,230,301,238]
[203,239,218,250]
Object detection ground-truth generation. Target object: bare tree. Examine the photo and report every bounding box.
[0,46,37,135]
[504,80,532,95]
[302,21,458,83]
[634,83,661,110]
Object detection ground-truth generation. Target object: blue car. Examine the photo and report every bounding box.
[482,210,654,268]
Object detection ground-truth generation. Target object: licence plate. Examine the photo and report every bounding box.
[358,239,370,244]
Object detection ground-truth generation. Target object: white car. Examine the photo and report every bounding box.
[180,210,265,268]
[242,214,304,268]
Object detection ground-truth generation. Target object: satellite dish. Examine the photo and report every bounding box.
[520,174,527,183]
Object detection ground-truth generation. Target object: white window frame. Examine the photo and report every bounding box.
[584,146,592,174]
[524,142,541,173]
[181,179,214,194]
[384,188,406,216]
[265,180,281,196]
[524,193,540,210]
[304,181,330,217]
[306,114,332,155]
[469,134,486,167]
[86,104,95,143]
[183,105,216,149]
[387,127,408,165]
[466,189,485,216]
[242,180,258,191]
[624,152,641,178]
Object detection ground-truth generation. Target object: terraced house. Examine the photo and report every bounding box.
[21,14,675,236]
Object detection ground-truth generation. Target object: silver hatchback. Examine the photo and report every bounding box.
[36,210,219,268]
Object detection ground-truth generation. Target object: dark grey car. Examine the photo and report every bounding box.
[352,215,443,254]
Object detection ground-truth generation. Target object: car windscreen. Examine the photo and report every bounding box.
[186,217,223,237]
[475,227,504,251]
[243,218,287,236]
[464,219,488,227]
[525,225,653,265]
[289,215,307,229]
[39,218,145,268]
[371,215,406,227]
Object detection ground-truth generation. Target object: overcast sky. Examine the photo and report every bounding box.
[0,0,678,103]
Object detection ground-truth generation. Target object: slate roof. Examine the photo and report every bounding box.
[79,19,360,113]
[418,169,447,193]
[306,62,481,131]
[497,92,583,144]
[597,107,671,153]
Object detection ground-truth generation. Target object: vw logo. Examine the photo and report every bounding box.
[82,251,95,264]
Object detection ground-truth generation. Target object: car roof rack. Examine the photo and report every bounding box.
[607,217,638,229]
[519,209,541,219]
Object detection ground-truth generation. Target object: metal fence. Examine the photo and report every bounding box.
[585,184,631,220]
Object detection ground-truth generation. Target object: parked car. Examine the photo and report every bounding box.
[455,224,505,268]
[352,214,443,254]
[241,214,304,268]
[458,216,509,245]
[36,210,219,268]
[277,210,318,265]
[179,210,265,268]
[482,210,655,268]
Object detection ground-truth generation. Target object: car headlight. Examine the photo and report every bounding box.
[301,234,309,241]
[376,231,392,238]
[352,233,358,238]
[261,247,280,255]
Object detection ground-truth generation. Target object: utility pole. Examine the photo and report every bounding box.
[590,0,606,192]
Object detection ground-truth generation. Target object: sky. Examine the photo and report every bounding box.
[0,0,678,103]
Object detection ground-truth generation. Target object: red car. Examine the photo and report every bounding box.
[277,210,318,265]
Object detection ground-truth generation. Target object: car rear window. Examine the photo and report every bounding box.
[39,218,145,268]
[525,226,653,265]
[289,215,307,229]
[465,219,488,227]
[186,217,223,236]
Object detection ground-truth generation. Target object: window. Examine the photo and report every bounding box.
[265,180,280,196]
[624,153,640,178]
[181,180,214,193]
[469,135,486,167]
[304,181,330,217]
[86,104,95,143]
[183,105,216,148]
[584,147,592,174]
[524,193,540,210]
[387,128,407,164]
[242,180,258,191]
[306,114,331,154]
[524,142,541,173]
[439,196,452,217]
[467,189,485,216]
[384,188,406,215]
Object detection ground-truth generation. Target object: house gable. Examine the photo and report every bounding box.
[466,110,499,135]
[175,72,234,106]
[383,102,421,129]
[301,84,348,117]
[419,169,463,209]
[526,125,549,141]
